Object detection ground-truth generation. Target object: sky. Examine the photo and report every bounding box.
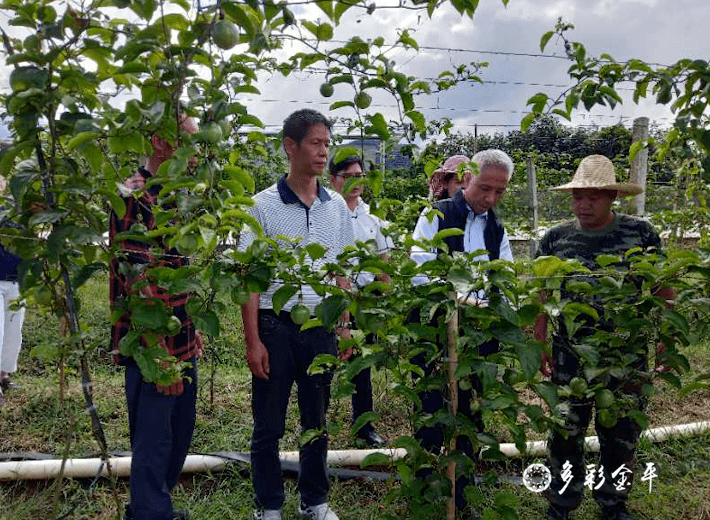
[1,0,709,141]
[239,0,710,140]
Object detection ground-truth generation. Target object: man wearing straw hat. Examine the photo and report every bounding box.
[534,154,670,520]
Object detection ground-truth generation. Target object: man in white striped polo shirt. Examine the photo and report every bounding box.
[240,109,354,520]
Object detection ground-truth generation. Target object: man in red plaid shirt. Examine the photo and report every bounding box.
[109,115,202,520]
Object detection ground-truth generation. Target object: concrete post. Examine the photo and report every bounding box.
[630,117,649,215]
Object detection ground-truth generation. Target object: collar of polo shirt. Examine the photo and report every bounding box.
[277,175,331,206]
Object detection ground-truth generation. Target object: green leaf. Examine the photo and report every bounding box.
[595,254,621,267]
[305,242,327,260]
[67,131,98,150]
[520,113,536,132]
[319,294,349,329]
[562,301,599,322]
[224,165,256,193]
[191,309,220,337]
[29,209,67,226]
[552,108,571,121]
[629,140,646,162]
[527,93,548,112]
[364,112,390,140]
[361,452,392,468]
[432,227,464,243]
[533,380,559,409]
[302,21,333,41]
[540,30,554,51]
[315,0,333,18]
[398,30,418,50]
[131,302,169,329]
[272,285,298,315]
[532,255,564,278]
[333,0,353,23]
[332,147,360,165]
[678,381,710,398]
[661,309,689,337]
[329,100,354,111]
[515,342,542,380]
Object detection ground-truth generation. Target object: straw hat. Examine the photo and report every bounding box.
[551,154,643,196]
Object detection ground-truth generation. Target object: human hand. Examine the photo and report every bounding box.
[338,327,353,360]
[655,343,670,373]
[126,174,146,190]
[247,340,270,379]
[156,379,184,396]
[195,330,205,358]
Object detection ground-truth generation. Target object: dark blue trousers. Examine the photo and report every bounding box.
[351,332,376,423]
[251,310,337,510]
[351,365,373,422]
[125,359,197,520]
[412,338,499,510]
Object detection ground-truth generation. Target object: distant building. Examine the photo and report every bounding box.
[340,138,414,171]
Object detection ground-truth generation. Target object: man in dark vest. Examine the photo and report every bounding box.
[410,149,515,511]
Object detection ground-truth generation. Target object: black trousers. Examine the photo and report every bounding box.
[412,338,499,510]
[251,310,337,510]
[351,332,376,424]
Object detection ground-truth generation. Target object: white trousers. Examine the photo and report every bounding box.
[0,280,25,375]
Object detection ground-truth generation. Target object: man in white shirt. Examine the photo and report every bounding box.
[410,149,514,511]
[239,109,354,520]
[329,153,393,448]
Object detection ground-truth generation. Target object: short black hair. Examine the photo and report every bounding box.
[282,109,332,146]
[329,154,363,176]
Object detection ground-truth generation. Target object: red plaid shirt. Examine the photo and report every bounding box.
[109,168,202,364]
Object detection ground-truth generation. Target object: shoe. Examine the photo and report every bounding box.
[0,378,19,392]
[299,502,340,520]
[546,504,571,520]
[602,504,634,520]
[253,508,282,520]
[355,425,386,448]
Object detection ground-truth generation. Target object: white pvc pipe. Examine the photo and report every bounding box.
[0,455,227,481]
[0,421,708,481]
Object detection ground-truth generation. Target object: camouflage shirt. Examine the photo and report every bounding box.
[537,212,661,266]
[538,213,662,347]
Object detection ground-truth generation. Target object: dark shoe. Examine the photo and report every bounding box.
[602,504,634,520]
[546,504,571,520]
[0,378,18,392]
[356,425,386,447]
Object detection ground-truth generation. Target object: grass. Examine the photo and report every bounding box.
[1,273,710,519]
